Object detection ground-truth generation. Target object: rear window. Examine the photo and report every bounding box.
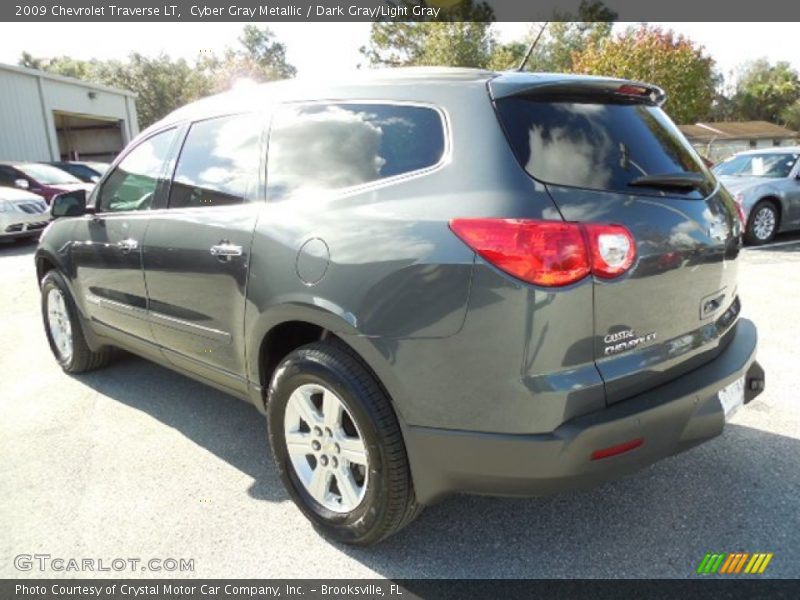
[267,103,445,200]
[495,98,714,197]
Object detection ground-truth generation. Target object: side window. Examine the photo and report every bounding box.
[98,128,177,213]
[168,113,261,209]
[267,103,445,200]
[0,166,18,186]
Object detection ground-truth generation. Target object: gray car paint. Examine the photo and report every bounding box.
[717,147,800,231]
[35,68,761,503]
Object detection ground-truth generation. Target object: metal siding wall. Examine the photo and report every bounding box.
[42,78,132,121]
[0,66,139,161]
[0,70,52,161]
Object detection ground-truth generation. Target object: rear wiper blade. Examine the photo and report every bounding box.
[628,172,706,190]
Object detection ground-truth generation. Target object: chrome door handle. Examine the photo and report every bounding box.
[117,238,139,253]
[209,242,243,258]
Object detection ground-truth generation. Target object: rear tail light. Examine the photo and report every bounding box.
[582,224,636,278]
[733,193,747,228]
[449,219,636,287]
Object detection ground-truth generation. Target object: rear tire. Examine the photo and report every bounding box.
[41,270,112,373]
[267,340,421,545]
[745,201,779,245]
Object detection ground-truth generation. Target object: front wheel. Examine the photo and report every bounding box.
[745,201,779,245]
[267,341,421,545]
[41,270,111,373]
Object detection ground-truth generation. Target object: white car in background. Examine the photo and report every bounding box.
[0,187,50,241]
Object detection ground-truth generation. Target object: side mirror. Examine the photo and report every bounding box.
[14,178,29,190]
[51,190,88,218]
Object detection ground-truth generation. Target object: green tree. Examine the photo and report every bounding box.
[572,24,716,124]
[360,1,495,68]
[781,100,800,131]
[519,2,616,72]
[95,54,213,129]
[730,59,800,124]
[18,52,97,80]
[18,26,295,129]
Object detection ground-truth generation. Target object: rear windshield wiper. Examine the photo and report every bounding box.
[628,172,707,191]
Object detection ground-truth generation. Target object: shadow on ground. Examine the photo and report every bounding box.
[75,353,285,504]
[73,353,800,578]
[0,237,37,257]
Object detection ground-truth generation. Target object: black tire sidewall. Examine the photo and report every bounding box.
[40,271,78,371]
[267,347,397,544]
[746,202,778,244]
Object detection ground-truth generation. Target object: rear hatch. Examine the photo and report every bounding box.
[490,74,743,404]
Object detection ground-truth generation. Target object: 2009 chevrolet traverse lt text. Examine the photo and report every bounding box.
[36,68,765,545]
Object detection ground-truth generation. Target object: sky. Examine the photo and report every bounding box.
[0,22,797,83]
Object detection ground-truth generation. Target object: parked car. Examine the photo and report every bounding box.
[35,68,764,545]
[0,161,94,203]
[0,187,50,241]
[49,161,110,183]
[714,147,800,244]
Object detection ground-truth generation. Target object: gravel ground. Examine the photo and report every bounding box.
[1,234,798,579]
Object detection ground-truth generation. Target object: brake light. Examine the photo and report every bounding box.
[616,84,649,96]
[733,194,747,228]
[449,219,590,287]
[449,219,636,287]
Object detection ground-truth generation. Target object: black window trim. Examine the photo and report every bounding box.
[265,99,451,202]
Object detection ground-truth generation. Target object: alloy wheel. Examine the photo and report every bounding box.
[283,383,369,513]
[46,288,73,363]
[752,206,776,241]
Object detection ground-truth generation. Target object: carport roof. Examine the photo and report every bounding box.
[680,120,799,142]
[0,62,136,97]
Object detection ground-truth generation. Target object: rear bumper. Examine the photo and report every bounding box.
[405,318,763,504]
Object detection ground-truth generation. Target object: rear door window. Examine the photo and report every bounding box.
[267,103,445,200]
[168,113,262,209]
[495,98,714,198]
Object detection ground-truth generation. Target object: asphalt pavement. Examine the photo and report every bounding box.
[1,234,799,579]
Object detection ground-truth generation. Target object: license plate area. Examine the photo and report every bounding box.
[719,375,745,420]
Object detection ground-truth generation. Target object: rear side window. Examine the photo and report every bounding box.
[169,113,261,209]
[267,103,445,200]
[495,98,713,197]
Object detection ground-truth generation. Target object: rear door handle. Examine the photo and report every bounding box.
[210,242,243,258]
[117,238,139,253]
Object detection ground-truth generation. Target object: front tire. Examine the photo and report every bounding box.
[745,201,779,245]
[40,270,111,373]
[267,341,420,545]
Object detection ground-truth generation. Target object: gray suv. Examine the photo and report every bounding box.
[36,68,764,545]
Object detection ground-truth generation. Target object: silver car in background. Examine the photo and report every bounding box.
[714,147,800,244]
[0,187,50,241]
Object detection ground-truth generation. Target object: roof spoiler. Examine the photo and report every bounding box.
[488,75,666,107]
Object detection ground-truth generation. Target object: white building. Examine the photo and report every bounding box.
[679,121,800,163]
[0,63,138,163]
